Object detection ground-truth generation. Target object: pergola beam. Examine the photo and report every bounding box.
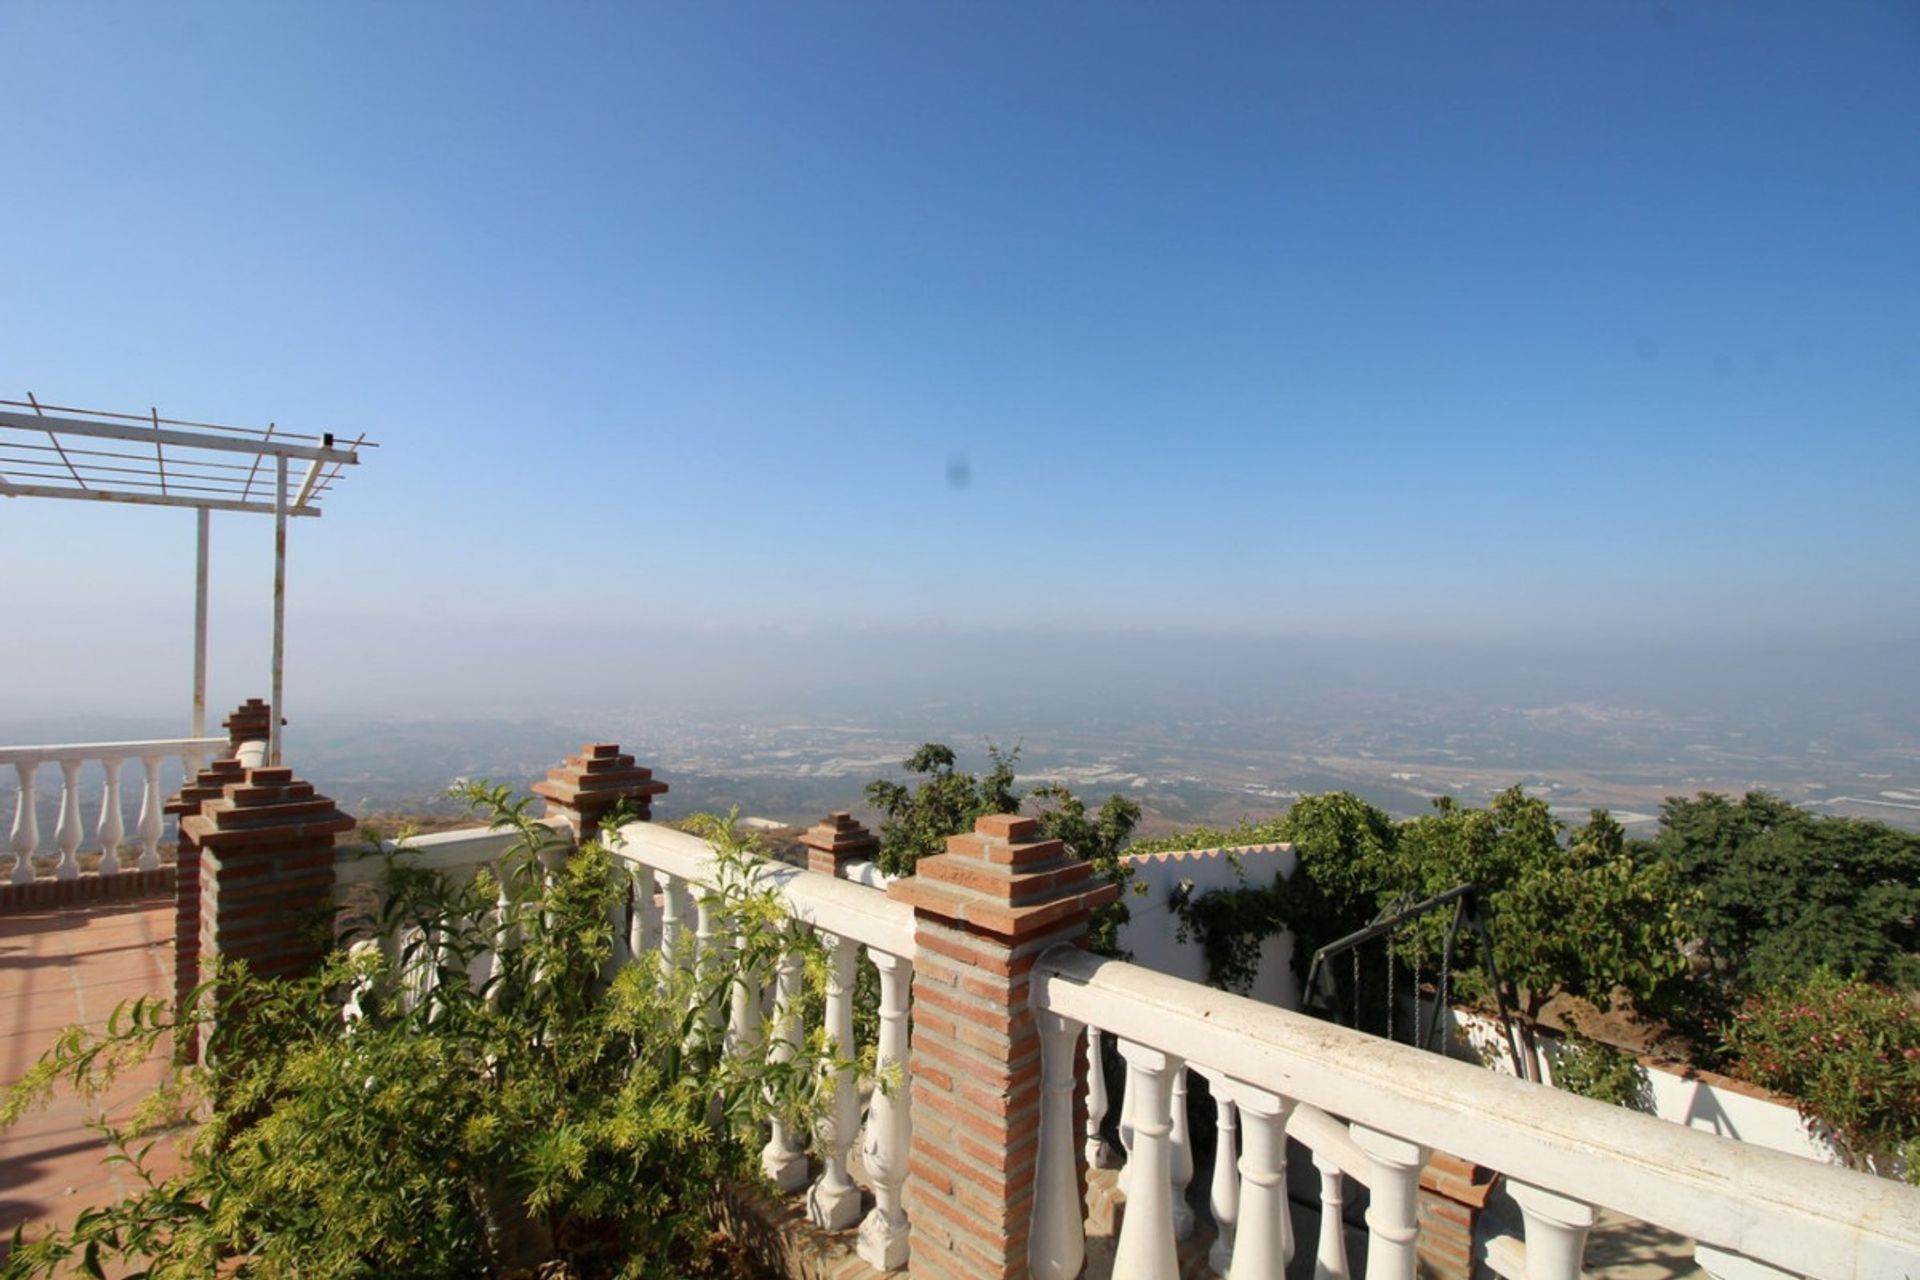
[0,481,323,518]
[0,410,360,465]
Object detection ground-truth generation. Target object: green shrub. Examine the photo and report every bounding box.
[1,787,837,1279]
[1548,1030,1652,1112]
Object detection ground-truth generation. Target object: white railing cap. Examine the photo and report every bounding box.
[0,737,228,766]
[332,819,571,887]
[1033,948,1920,1279]
[609,820,916,958]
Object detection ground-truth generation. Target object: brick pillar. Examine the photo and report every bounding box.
[889,814,1119,1280]
[532,743,669,840]
[166,757,246,1052]
[799,810,877,877]
[181,766,355,1060]
[1416,1152,1496,1279]
[222,698,274,752]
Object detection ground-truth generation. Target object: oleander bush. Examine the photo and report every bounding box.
[1722,969,1920,1183]
[1,787,836,1280]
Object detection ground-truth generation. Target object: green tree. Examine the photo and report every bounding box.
[1650,792,1920,998]
[863,743,1141,953]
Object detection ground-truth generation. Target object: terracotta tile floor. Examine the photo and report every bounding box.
[0,899,187,1248]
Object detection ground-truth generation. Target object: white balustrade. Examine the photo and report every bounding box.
[858,949,913,1270]
[0,739,223,885]
[1032,947,1920,1280]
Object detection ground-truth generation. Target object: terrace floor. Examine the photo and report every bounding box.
[0,898,185,1250]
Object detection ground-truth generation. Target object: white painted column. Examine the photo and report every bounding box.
[1029,1009,1085,1280]
[96,756,125,876]
[859,949,915,1270]
[1085,1026,1119,1169]
[1227,1085,1295,1280]
[760,944,809,1192]
[1169,1063,1196,1240]
[192,505,209,740]
[1112,1039,1180,1280]
[629,866,659,959]
[53,757,82,880]
[269,453,287,767]
[1508,1180,1595,1280]
[136,754,164,872]
[807,932,861,1230]
[10,761,39,884]
[1353,1126,1429,1280]
[1312,1150,1351,1280]
[1207,1082,1239,1277]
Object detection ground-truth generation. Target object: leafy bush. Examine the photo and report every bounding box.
[1548,1030,1653,1113]
[1722,970,1920,1182]
[1,787,835,1279]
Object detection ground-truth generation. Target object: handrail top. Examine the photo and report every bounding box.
[0,737,228,766]
[609,819,916,958]
[332,818,571,887]
[1033,948,1920,1278]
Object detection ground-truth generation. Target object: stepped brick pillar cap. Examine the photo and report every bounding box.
[180,766,357,850]
[799,811,878,877]
[166,757,249,818]
[889,812,1118,942]
[533,744,669,830]
[222,698,274,750]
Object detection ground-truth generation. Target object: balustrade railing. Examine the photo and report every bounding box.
[1,737,225,885]
[337,814,1920,1280]
[1032,948,1920,1280]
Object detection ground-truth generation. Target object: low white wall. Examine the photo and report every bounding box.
[1116,843,1300,1009]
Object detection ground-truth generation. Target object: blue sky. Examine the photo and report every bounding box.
[2,2,1916,715]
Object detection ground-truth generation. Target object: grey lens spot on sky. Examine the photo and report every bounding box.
[947,454,972,490]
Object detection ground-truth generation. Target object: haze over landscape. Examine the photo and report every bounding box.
[2,3,1915,836]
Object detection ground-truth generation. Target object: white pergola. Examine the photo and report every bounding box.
[0,395,375,765]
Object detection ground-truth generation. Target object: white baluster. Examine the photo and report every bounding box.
[1169,1063,1195,1240]
[9,761,39,884]
[807,932,861,1230]
[605,865,633,979]
[1119,1064,1138,1195]
[630,865,660,959]
[135,754,164,872]
[1112,1040,1180,1280]
[1029,1009,1084,1280]
[727,924,762,1060]
[760,943,809,1191]
[659,872,687,967]
[1508,1180,1595,1280]
[1085,1026,1119,1169]
[693,888,724,1044]
[53,757,82,880]
[858,950,915,1270]
[1207,1079,1239,1277]
[1312,1150,1351,1280]
[96,756,125,877]
[1352,1126,1428,1280]
[1227,1084,1295,1280]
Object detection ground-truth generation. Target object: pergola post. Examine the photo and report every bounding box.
[192,507,209,740]
[270,454,287,766]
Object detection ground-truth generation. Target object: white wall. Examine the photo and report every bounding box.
[1116,843,1300,1009]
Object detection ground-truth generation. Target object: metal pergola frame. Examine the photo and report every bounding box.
[0,395,376,765]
